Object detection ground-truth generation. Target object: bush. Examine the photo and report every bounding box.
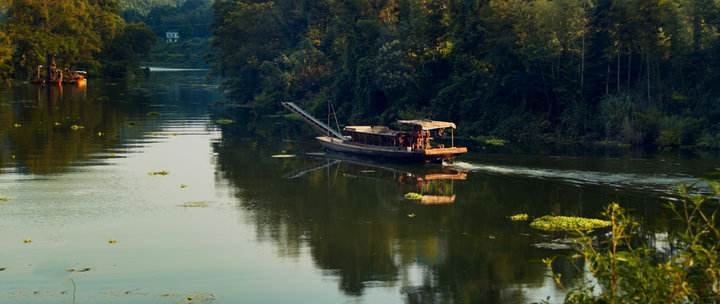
[658,116,702,147]
[548,184,720,303]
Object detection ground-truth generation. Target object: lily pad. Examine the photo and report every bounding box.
[271,154,296,158]
[148,170,169,176]
[404,192,423,200]
[509,213,529,221]
[215,118,234,125]
[484,138,506,146]
[66,267,91,272]
[530,215,611,232]
[180,201,209,208]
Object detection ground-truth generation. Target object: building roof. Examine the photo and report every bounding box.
[397,120,457,130]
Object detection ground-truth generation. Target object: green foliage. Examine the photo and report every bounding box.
[143,0,212,39]
[210,0,720,149]
[404,192,422,200]
[102,22,156,77]
[509,213,529,221]
[0,0,155,79]
[0,27,11,80]
[6,0,129,76]
[558,192,720,303]
[530,215,611,232]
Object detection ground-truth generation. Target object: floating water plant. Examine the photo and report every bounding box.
[180,201,209,208]
[484,137,506,146]
[271,154,296,158]
[509,213,529,221]
[404,192,423,200]
[215,118,234,125]
[148,170,169,176]
[70,124,85,131]
[66,267,91,272]
[530,215,611,232]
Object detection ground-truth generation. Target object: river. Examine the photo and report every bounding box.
[0,71,718,303]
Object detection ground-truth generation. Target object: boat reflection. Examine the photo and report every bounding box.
[286,152,468,205]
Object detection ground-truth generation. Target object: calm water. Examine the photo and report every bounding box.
[0,72,718,304]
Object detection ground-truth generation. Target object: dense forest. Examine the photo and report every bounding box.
[123,0,213,67]
[211,0,720,148]
[0,0,156,78]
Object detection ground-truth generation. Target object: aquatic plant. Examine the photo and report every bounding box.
[215,118,234,125]
[530,215,610,232]
[509,213,529,221]
[404,192,423,200]
[485,137,507,146]
[180,201,209,208]
[543,188,720,303]
[148,170,169,176]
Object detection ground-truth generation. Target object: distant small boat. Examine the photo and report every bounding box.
[62,70,87,86]
[31,65,87,86]
[282,102,468,163]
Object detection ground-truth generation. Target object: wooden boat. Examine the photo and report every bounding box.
[62,70,87,86]
[282,102,468,163]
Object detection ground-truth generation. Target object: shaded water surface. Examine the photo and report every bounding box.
[0,73,718,303]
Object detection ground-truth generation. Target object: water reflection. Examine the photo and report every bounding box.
[0,74,217,175]
[213,133,575,303]
[0,72,714,303]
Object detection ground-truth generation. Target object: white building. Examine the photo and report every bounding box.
[165,32,180,43]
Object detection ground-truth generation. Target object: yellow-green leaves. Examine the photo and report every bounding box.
[509,213,529,221]
[530,215,611,232]
[404,192,422,200]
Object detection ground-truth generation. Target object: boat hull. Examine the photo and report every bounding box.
[316,136,466,163]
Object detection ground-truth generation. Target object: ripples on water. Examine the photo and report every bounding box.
[450,161,707,194]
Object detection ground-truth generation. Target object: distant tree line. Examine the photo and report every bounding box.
[122,0,212,39]
[0,0,156,79]
[211,0,720,148]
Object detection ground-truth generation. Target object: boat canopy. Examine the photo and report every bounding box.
[397,120,457,130]
[344,126,403,136]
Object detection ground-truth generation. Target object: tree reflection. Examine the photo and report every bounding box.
[213,131,573,303]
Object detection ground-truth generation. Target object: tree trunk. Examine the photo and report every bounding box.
[581,32,585,90]
[616,50,620,93]
[606,64,610,96]
[627,53,631,89]
[646,54,651,102]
